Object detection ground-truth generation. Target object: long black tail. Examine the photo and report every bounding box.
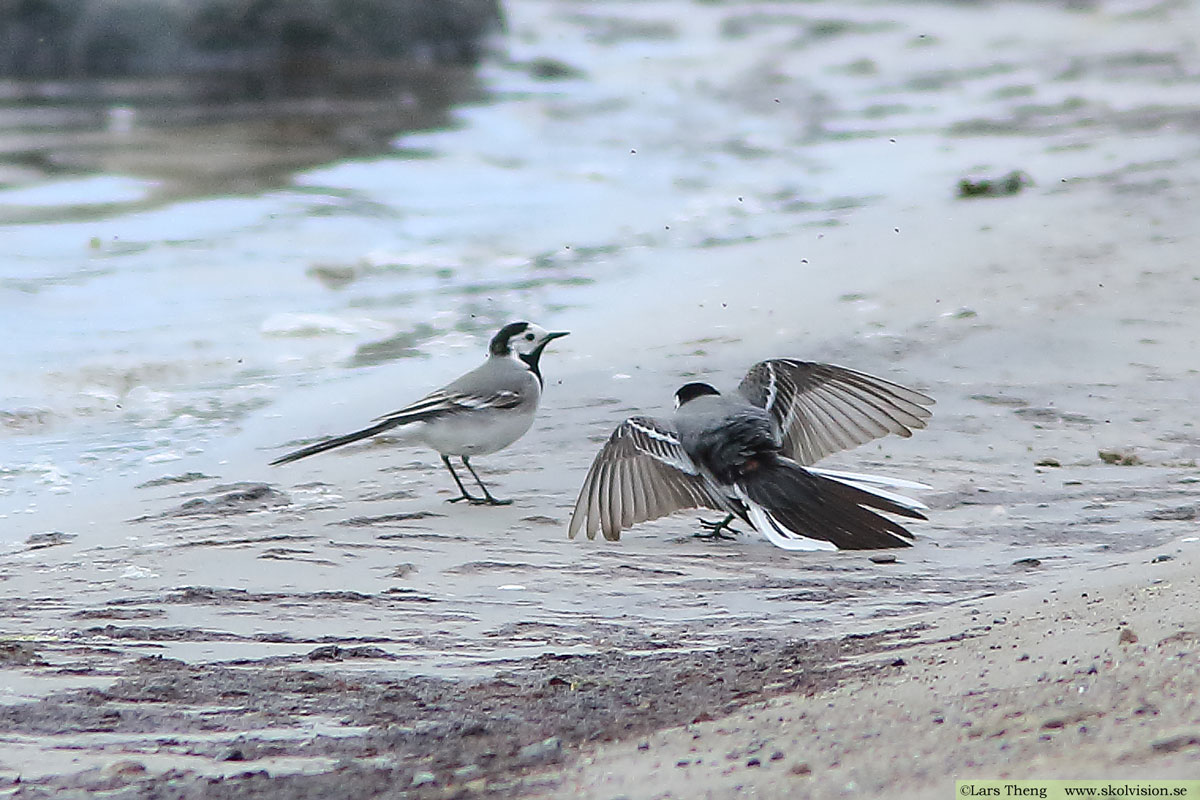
[737,456,923,550]
[270,419,400,466]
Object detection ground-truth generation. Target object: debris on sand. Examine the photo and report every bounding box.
[957,170,1033,198]
[1098,449,1141,466]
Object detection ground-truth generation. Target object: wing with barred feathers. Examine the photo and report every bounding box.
[738,359,934,465]
[568,416,729,541]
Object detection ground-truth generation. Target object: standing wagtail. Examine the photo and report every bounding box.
[272,321,568,505]
[569,359,933,549]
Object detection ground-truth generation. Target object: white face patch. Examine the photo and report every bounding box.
[510,324,550,356]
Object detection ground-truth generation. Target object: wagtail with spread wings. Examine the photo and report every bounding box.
[569,359,932,549]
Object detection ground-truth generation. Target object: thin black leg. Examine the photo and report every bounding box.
[442,455,480,504]
[462,456,512,506]
[696,513,740,540]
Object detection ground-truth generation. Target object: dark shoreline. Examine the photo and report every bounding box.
[1,0,505,78]
[0,629,911,798]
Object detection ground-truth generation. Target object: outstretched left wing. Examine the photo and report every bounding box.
[568,416,729,541]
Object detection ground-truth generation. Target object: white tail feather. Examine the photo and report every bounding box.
[807,467,928,512]
[735,487,837,551]
[807,467,930,491]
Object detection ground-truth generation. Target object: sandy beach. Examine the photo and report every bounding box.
[552,542,1200,799]
[3,0,1200,795]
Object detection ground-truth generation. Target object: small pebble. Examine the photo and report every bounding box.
[411,771,437,787]
[518,736,562,764]
[1151,734,1200,753]
[105,760,147,777]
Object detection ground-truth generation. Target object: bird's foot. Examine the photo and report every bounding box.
[448,494,512,506]
[694,529,739,542]
[695,515,741,541]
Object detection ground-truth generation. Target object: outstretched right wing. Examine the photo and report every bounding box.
[738,359,934,465]
[568,416,728,541]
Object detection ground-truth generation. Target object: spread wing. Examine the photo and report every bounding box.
[568,416,728,542]
[738,359,934,465]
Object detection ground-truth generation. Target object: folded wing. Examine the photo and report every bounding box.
[373,388,524,426]
[568,416,728,541]
[271,387,524,466]
[738,359,934,465]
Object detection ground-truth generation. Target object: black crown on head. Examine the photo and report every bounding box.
[675,382,720,406]
[489,321,531,356]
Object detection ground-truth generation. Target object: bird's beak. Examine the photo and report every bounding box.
[544,331,570,343]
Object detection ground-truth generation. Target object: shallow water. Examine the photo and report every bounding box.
[6,0,1197,511]
[3,0,1200,677]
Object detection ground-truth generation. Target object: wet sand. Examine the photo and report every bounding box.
[4,0,1200,795]
[5,155,1200,793]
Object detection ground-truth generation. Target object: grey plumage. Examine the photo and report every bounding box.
[272,322,568,505]
[569,359,934,549]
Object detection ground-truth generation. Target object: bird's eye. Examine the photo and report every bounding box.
[524,333,535,341]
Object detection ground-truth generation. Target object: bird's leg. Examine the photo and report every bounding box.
[442,455,482,504]
[462,456,513,506]
[696,513,741,540]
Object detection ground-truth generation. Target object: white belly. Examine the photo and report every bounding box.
[417,408,537,457]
